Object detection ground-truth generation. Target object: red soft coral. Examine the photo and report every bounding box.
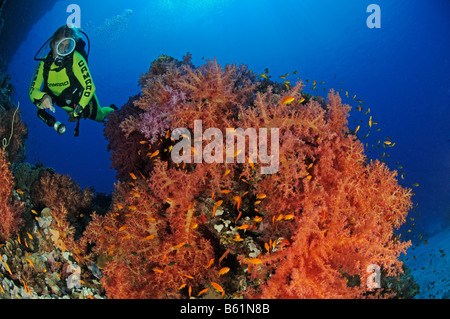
[0,148,24,241]
[93,56,412,299]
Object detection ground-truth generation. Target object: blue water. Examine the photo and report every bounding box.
[6,0,450,240]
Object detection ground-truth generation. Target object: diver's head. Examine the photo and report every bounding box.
[50,25,80,60]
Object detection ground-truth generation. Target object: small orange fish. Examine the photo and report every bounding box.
[284,214,294,220]
[219,249,230,265]
[173,242,186,249]
[129,172,137,180]
[25,258,35,269]
[128,205,137,211]
[151,150,160,158]
[211,281,224,292]
[253,216,262,222]
[245,258,262,265]
[4,262,12,275]
[118,225,127,231]
[256,193,266,200]
[188,286,192,298]
[221,189,231,194]
[31,209,38,215]
[259,73,268,79]
[183,274,194,279]
[218,267,230,276]
[281,96,295,105]
[153,268,164,273]
[233,234,243,242]
[197,288,209,296]
[205,258,214,269]
[233,196,242,210]
[16,189,24,195]
[144,235,155,240]
[237,224,249,230]
[223,169,231,177]
[235,210,242,223]
[105,226,114,231]
[179,283,187,290]
[139,140,147,144]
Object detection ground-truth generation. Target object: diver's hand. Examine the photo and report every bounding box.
[41,95,55,113]
[73,104,84,117]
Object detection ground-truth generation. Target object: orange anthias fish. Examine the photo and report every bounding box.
[205,258,214,269]
[245,258,262,265]
[281,96,295,105]
[218,267,230,276]
[256,193,266,200]
[197,288,209,297]
[210,282,225,298]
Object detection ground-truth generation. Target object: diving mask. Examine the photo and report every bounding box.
[55,37,76,56]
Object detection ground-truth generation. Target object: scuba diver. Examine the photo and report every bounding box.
[29,25,117,136]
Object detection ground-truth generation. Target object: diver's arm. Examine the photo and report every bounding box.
[29,61,55,112]
[29,61,46,106]
[72,52,96,116]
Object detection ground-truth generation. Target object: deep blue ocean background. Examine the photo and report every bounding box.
[2,1,449,297]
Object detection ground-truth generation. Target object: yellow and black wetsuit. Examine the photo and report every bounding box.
[29,51,114,122]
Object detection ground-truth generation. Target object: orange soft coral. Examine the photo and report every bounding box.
[0,148,24,241]
[94,56,412,298]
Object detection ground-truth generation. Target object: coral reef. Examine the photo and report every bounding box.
[0,167,105,299]
[0,54,416,299]
[86,54,414,298]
